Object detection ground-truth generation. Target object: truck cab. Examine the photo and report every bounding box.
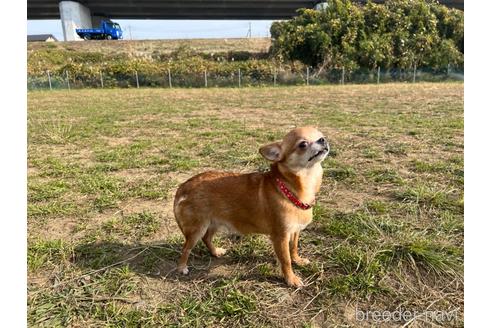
[76,21,123,40]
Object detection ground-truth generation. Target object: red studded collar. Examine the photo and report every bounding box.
[275,178,314,210]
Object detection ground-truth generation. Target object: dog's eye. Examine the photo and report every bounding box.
[298,141,308,149]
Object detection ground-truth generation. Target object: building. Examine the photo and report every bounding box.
[27,34,58,42]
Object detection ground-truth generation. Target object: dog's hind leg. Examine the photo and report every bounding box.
[177,225,207,275]
[202,225,227,257]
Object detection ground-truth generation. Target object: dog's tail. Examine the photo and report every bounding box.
[173,185,187,234]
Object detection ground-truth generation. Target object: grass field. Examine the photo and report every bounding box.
[27,83,463,327]
[28,37,271,56]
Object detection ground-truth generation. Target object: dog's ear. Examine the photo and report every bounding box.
[259,142,283,162]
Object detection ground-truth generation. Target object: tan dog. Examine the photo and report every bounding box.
[173,127,329,287]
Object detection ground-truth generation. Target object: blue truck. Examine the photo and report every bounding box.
[76,21,123,40]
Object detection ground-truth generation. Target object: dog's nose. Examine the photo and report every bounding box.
[317,137,327,146]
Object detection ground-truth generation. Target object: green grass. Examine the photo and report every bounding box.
[394,184,462,212]
[179,279,257,323]
[366,168,403,185]
[384,143,408,156]
[128,177,174,200]
[28,179,70,202]
[228,235,272,261]
[28,239,74,271]
[377,238,462,276]
[363,200,390,215]
[28,83,464,327]
[78,172,124,210]
[28,201,77,218]
[101,212,161,240]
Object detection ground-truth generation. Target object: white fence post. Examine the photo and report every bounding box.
[238,69,241,88]
[306,67,310,86]
[47,71,52,90]
[66,70,70,90]
[204,70,208,88]
[168,68,172,88]
[341,67,345,85]
[100,71,104,88]
[377,66,380,84]
[273,69,277,87]
[135,71,140,88]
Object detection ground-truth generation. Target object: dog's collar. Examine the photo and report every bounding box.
[275,178,314,210]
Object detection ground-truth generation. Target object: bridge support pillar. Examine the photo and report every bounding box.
[59,1,92,41]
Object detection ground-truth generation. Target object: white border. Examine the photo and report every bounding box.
[464,1,492,327]
[0,0,27,326]
[0,1,482,326]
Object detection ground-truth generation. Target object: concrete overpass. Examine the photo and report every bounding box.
[27,0,464,41]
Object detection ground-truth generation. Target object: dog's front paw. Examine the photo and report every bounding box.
[293,257,310,266]
[285,274,304,288]
[213,247,227,257]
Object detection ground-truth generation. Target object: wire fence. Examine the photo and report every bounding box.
[28,66,464,91]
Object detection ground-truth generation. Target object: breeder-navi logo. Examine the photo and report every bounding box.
[355,306,459,324]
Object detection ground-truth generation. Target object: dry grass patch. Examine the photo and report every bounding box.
[28,37,271,56]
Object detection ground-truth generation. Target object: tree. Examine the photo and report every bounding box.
[358,1,394,69]
[269,0,464,71]
[270,9,330,68]
[386,0,440,68]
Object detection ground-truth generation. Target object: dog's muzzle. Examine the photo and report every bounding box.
[308,146,329,161]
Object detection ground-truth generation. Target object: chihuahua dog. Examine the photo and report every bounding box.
[173,127,329,287]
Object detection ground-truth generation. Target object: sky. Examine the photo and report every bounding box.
[27,19,276,40]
